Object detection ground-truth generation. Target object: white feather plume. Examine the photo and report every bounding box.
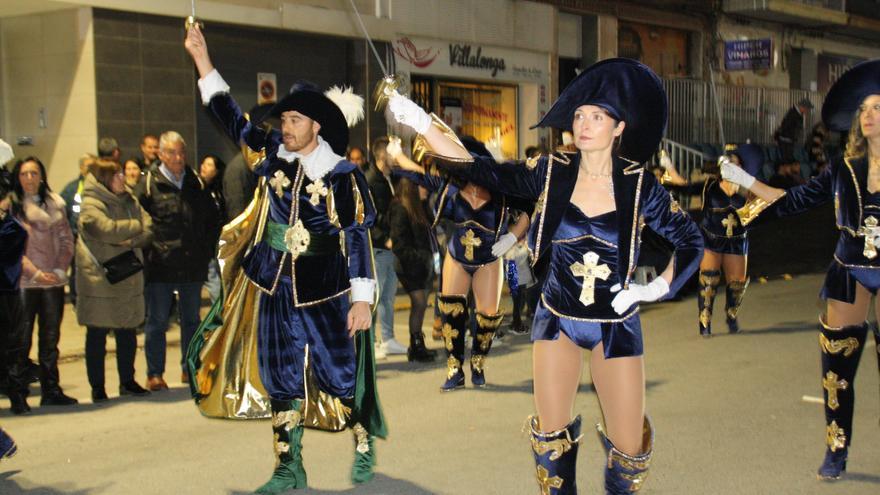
[0,139,13,167]
[325,86,364,128]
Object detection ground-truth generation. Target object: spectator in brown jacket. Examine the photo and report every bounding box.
[76,159,153,402]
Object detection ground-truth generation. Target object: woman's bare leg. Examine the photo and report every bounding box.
[441,253,472,296]
[590,342,645,456]
[721,253,747,283]
[827,283,871,327]
[471,259,503,314]
[698,249,723,335]
[532,332,583,431]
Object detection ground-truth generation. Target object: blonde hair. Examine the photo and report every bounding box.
[844,110,867,160]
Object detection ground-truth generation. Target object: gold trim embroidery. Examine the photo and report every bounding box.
[826,421,846,452]
[843,157,863,228]
[475,333,493,352]
[455,220,495,233]
[272,409,303,431]
[625,169,645,289]
[819,333,860,357]
[535,465,563,495]
[446,356,461,378]
[470,354,485,373]
[552,233,617,248]
[438,300,465,316]
[476,313,503,329]
[540,294,638,323]
[352,423,370,454]
[531,154,555,268]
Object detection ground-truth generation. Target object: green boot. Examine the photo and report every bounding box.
[350,422,375,484]
[255,399,307,494]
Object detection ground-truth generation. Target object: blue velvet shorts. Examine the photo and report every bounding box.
[701,227,748,256]
[821,258,880,304]
[531,297,644,358]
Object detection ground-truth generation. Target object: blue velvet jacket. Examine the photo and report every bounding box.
[770,155,879,268]
[433,150,704,299]
[207,93,376,307]
[0,213,27,292]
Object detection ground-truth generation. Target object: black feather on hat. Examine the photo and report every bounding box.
[263,81,364,155]
[822,59,880,132]
[534,58,667,164]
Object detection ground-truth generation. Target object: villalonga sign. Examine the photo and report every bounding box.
[394,36,547,83]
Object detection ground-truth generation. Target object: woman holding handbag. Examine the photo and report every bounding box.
[76,159,153,402]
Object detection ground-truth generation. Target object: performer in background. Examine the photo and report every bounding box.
[661,144,763,336]
[388,58,702,494]
[721,59,880,481]
[185,25,385,493]
[387,137,529,390]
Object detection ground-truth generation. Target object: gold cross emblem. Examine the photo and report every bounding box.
[822,370,848,411]
[858,215,879,259]
[722,213,738,237]
[460,229,482,261]
[305,179,328,206]
[270,170,291,198]
[476,332,493,352]
[535,465,563,495]
[441,324,459,351]
[570,251,611,307]
[826,420,846,452]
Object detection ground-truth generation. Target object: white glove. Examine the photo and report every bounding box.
[386,136,403,159]
[609,277,670,315]
[491,233,517,258]
[659,153,673,170]
[719,157,755,189]
[388,93,432,134]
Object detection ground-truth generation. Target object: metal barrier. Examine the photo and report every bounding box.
[654,138,707,209]
[663,78,823,146]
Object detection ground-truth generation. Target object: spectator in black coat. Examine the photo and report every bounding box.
[134,131,218,391]
[389,177,437,363]
[774,98,813,163]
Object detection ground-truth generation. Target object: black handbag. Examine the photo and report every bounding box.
[81,238,143,284]
[100,250,143,284]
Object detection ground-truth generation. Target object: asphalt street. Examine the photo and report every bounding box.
[1,272,879,494]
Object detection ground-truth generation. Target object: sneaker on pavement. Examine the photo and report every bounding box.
[373,343,387,360]
[380,338,408,355]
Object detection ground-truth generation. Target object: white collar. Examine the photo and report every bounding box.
[276,136,343,182]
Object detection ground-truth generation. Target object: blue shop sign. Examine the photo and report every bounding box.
[724,39,772,71]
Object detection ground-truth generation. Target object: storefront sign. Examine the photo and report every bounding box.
[394,36,547,83]
[724,39,772,71]
[818,53,865,93]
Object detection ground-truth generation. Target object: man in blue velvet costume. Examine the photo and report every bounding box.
[185,25,385,493]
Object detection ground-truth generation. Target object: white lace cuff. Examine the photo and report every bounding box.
[197,69,230,105]
[350,278,376,303]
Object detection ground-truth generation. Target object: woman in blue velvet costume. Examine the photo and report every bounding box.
[662,144,763,336]
[721,60,880,482]
[186,25,384,493]
[387,137,530,390]
[389,58,703,494]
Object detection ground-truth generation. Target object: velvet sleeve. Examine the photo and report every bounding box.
[430,152,546,201]
[773,166,832,217]
[206,92,276,158]
[391,169,444,192]
[641,173,704,298]
[341,168,376,283]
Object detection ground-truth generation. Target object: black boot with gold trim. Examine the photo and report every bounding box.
[817,318,867,481]
[725,278,749,334]
[598,416,653,494]
[438,294,468,391]
[697,270,721,337]
[255,399,307,494]
[471,312,503,387]
[527,415,582,495]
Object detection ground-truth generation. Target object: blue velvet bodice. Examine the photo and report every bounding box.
[543,205,622,320]
[700,179,747,238]
[446,193,506,265]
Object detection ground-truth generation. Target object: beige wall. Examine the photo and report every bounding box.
[1,7,97,191]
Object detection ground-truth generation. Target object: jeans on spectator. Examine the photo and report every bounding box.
[204,258,221,304]
[22,287,65,393]
[373,249,397,342]
[143,282,202,377]
[85,327,137,389]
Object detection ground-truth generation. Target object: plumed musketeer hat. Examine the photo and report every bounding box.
[262,81,364,155]
[822,59,880,132]
[533,58,667,164]
[724,143,763,177]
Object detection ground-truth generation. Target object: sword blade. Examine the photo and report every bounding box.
[347,0,389,77]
